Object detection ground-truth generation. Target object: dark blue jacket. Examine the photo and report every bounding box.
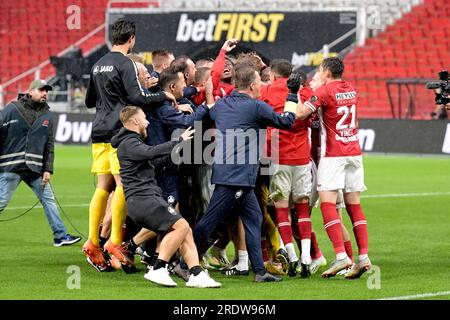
[0,98,53,174]
[146,99,210,146]
[210,90,295,187]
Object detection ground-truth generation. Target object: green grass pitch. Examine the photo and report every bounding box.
[1,145,449,300]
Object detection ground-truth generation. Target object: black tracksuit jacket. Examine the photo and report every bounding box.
[85,51,166,143]
[111,127,182,200]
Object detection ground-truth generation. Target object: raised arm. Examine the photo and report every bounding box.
[211,39,237,90]
[121,59,171,108]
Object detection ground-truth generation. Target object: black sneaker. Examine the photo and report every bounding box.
[300,263,311,278]
[54,234,81,247]
[288,261,298,277]
[135,248,153,267]
[86,250,114,272]
[276,248,289,273]
[254,272,282,282]
[222,266,249,276]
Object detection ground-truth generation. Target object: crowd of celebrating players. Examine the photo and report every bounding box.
[81,19,372,288]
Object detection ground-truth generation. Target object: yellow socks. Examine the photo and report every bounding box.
[88,188,110,246]
[110,186,127,245]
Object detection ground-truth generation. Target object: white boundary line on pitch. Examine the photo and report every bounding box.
[361,191,450,198]
[3,191,450,211]
[17,195,91,199]
[377,291,450,300]
[3,203,90,211]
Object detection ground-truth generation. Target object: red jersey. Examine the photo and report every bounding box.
[211,49,235,99]
[299,85,320,165]
[192,49,235,105]
[261,78,311,165]
[304,80,361,158]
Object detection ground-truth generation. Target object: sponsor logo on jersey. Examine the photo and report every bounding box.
[335,92,356,100]
[176,13,284,43]
[42,120,49,127]
[310,95,318,102]
[335,133,359,143]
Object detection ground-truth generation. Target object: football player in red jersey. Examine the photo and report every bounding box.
[261,60,314,278]
[290,57,371,279]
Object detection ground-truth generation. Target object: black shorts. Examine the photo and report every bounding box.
[126,195,182,234]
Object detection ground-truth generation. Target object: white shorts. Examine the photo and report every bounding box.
[317,156,367,193]
[269,163,312,202]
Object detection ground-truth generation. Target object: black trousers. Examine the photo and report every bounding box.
[193,184,265,275]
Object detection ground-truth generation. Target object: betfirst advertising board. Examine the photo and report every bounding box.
[107,11,357,69]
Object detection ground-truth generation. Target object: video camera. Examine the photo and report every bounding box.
[426,70,450,105]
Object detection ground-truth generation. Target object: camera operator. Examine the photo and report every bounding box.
[431,103,448,120]
[427,70,450,119]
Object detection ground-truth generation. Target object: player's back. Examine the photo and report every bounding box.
[89,52,132,112]
[87,52,134,143]
[314,80,361,158]
[262,78,311,165]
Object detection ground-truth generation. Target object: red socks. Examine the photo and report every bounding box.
[344,240,354,263]
[321,202,345,255]
[275,207,293,245]
[346,204,369,255]
[295,203,311,240]
[310,231,322,260]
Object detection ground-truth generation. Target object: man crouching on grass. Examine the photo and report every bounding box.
[111,106,221,288]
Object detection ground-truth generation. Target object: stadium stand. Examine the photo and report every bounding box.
[344,0,450,119]
[0,0,447,119]
[0,0,109,104]
[163,0,421,31]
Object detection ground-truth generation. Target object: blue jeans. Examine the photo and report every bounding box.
[194,184,265,275]
[0,172,67,239]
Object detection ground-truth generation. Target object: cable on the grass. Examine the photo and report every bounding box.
[0,182,87,239]
[0,199,40,222]
[50,182,86,238]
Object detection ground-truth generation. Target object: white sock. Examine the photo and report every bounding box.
[359,254,368,262]
[285,243,298,262]
[336,252,348,260]
[212,245,227,258]
[237,250,249,271]
[300,239,312,264]
[278,235,285,249]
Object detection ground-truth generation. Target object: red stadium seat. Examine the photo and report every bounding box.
[0,0,109,102]
[344,0,449,119]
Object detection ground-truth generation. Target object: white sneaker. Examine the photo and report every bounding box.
[186,271,222,288]
[144,267,177,287]
[310,255,327,274]
[345,257,372,279]
[321,256,353,278]
[337,263,354,276]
